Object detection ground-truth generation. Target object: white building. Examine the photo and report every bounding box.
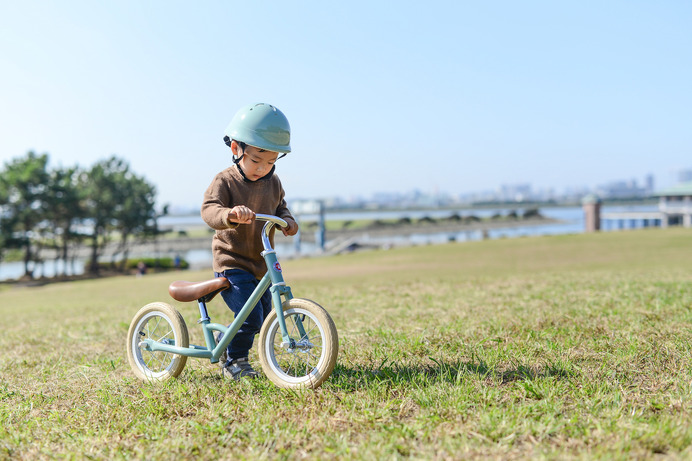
[655,181,692,228]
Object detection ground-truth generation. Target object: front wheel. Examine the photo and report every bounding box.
[258,298,338,389]
[126,302,189,381]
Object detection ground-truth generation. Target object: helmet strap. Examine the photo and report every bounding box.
[226,137,245,164]
[224,136,286,166]
[236,163,275,182]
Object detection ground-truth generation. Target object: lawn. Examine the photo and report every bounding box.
[1,228,691,459]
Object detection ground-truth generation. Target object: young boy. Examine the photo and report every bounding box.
[201,103,299,380]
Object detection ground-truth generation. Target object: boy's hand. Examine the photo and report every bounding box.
[227,206,255,225]
[281,218,299,236]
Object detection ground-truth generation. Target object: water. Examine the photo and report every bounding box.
[0,242,315,281]
[0,259,86,281]
[337,206,585,247]
[0,205,656,281]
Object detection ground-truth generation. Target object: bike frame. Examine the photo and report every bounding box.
[140,214,306,362]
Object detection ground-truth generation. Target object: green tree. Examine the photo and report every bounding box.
[44,166,85,276]
[0,152,50,277]
[81,156,159,274]
[0,170,9,263]
[111,171,159,272]
[81,156,125,274]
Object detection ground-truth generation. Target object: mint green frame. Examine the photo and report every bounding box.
[139,215,306,362]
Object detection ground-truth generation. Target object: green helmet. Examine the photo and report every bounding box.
[224,103,291,153]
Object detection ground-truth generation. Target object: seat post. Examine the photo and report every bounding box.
[197,299,210,323]
[197,299,218,350]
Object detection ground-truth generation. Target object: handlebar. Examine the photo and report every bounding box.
[255,214,288,228]
[255,214,288,253]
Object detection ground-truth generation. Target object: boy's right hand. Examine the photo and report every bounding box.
[227,206,255,225]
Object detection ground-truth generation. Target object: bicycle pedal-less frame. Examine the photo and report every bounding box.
[127,214,338,389]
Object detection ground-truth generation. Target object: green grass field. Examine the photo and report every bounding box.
[1,229,691,459]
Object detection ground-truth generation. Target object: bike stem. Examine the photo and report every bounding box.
[258,217,295,347]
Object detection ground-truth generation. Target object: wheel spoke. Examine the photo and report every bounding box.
[145,351,156,372]
[152,316,162,335]
[289,316,298,337]
[156,328,174,343]
[157,352,169,372]
[304,321,318,339]
[290,349,300,375]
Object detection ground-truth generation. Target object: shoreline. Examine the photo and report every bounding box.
[1,216,564,284]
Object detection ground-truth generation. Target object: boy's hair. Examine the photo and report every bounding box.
[223,136,246,151]
[223,136,286,161]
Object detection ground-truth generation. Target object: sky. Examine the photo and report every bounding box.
[1,1,691,210]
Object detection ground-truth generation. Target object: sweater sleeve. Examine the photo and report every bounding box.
[201,173,237,230]
[274,178,295,222]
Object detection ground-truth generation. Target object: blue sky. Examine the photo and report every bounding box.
[1,1,690,209]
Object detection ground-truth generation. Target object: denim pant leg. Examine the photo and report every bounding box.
[216,269,272,362]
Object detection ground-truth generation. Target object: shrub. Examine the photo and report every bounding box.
[522,208,543,219]
[418,216,436,224]
[93,257,189,272]
[125,257,189,270]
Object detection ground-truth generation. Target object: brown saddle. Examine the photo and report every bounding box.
[168,278,231,303]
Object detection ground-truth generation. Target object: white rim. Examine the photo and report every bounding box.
[131,310,180,379]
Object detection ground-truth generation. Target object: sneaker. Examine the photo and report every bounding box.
[222,357,259,380]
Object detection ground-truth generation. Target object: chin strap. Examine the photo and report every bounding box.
[235,163,276,182]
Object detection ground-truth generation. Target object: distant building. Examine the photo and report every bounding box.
[654,181,692,228]
[497,183,532,202]
[677,169,692,184]
[595,179,648,199]
[645,174,655,195]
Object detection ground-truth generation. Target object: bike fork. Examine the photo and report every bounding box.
[263,248,308,347]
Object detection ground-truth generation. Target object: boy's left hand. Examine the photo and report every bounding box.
[281,218,299,236]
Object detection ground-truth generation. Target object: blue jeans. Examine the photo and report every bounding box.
[215,269,272,363]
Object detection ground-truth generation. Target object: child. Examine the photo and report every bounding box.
[201,103,299,380]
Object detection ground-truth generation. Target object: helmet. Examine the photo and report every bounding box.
[224,103,291,153]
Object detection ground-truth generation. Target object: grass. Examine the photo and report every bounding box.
[1,228,692,459]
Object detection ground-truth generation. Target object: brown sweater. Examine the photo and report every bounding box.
[201,165,295,278]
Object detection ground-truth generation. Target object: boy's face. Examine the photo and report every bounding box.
[235,143,279,181]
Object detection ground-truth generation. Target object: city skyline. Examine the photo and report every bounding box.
[293,168,690,208]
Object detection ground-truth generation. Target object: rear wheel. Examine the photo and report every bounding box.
[126,302,189,381]
[258,298,338,389]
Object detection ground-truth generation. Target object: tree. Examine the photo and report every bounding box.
[44,166,85,276]
[81,156,125,274]
[111,171,158,272]
[81,156,159,274]
[0,171,9,263]
[0,152,50,277]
